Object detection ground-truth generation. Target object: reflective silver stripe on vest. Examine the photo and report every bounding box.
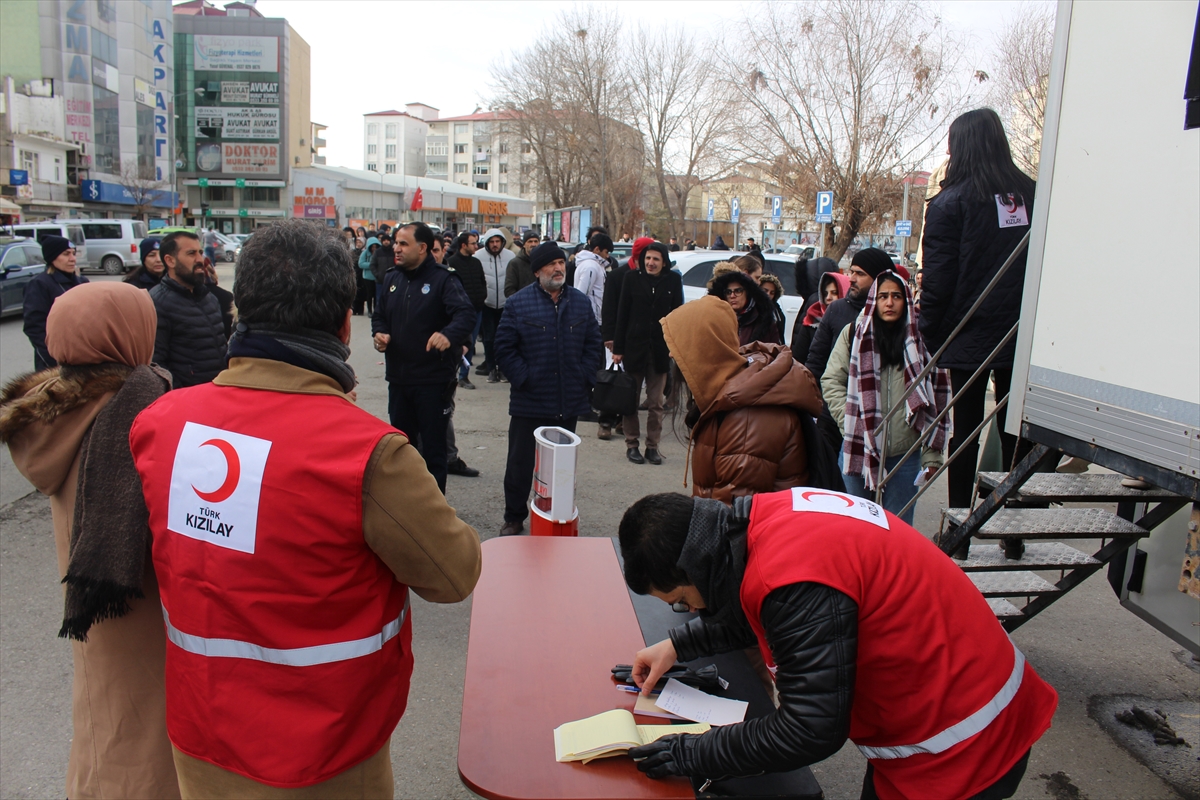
[162,593,410,668]
[856,642,1025,761]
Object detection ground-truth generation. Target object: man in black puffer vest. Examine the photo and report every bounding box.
[150,231,227,388]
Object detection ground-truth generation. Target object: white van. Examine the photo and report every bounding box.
[71,219,149,274]
[0,222,88,271]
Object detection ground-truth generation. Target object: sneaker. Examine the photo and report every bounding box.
[499,370,508,383]
[447,458,480,477]
[627,447,645,464]
[597,425,612,440]
[644,448,663,465]
[487,368,501,384]
[499,520,524,537]
[458,377,476,390]
[1120,476,1151,489]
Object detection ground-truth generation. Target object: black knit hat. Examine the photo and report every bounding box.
[530,241,567,272]
[850,247,894,280]
[139,237,160,265]
[41,235,72,266]
[639,241,673,270]
[522,231,540,244]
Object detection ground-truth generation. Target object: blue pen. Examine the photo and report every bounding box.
[616,685,660,695]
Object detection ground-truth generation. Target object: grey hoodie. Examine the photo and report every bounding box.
[478,227,514,309]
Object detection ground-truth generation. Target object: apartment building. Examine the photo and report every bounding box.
[362,104,435,177]
[425,110,535,202]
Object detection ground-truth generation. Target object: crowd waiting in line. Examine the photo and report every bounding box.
[0,107,1049,799]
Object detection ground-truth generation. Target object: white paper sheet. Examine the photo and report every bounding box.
[653,678,748,726]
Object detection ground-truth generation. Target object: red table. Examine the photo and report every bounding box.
[458,536,694,800]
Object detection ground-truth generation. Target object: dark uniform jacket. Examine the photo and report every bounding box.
[23,269,89,369]
[372,255,475,386]
[149,277,227,388]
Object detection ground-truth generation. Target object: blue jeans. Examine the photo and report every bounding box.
[842,453,921,525]
[459,311,483,380]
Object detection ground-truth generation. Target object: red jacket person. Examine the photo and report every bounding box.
[130,220,481,798]
[618,489,1057,800]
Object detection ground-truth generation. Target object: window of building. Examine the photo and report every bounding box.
[367,143,377,155]
[499,163,508,173]
[136,104,155,179]
[476,182,489,190]
[385,144,396,158]
[367,123,378,136]
[92,29,118,66]
[92,85,120,174]
[427,143,447,156]
[385,163,396,173]
[499,183,507,194]
[522,142,532,154]
[244,187,280,207]
[386,124,397,139]
[20,150,38,176]
[427,161,448,175]
[54,157,61,182]
[367,163,377,172]
[454,123,468,134]
[454,163,468,174]
[454,143,467,154]
[205,186,234,207]
[473,165,489,175]
[519,183,529,194]
[499,142,509,154]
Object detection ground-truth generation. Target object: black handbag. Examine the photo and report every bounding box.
[592,363,639,416]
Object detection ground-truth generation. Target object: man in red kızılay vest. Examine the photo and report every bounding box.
[130,219,482,799]
[618,489,1058,800]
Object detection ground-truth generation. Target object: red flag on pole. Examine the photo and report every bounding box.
[411,187,424,211]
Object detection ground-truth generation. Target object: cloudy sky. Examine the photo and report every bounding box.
[246,0,1042,168]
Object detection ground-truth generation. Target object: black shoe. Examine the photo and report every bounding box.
[487,368,501,384]
[458,377,476,390]
[499,370,508,383]
[627,447,644,464]
[951,540,970,560]
[447,458,480,477]
[475,364,491,376]
[644,448,663,465]
[499,520,524,537]
[1002,537,1025,560]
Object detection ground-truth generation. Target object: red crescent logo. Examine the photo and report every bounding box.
[1003,195,1019,213]
[192,438,241,503]
[800,490,855,508]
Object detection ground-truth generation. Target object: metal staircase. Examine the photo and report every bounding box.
[935,446,1190,631]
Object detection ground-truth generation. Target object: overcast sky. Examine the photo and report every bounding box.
[246,0,1041,169]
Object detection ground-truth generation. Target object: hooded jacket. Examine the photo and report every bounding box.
[572,249,608,323]
[447,250,487,310]
[358,237,381,279]
[478,228,514,310]
[791,271,851,364]
[663,297,823,503]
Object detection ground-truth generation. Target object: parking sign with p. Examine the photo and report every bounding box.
[815,191,833,223]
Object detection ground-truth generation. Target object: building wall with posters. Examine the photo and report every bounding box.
[0,0,178,221]
[173,12,309,233]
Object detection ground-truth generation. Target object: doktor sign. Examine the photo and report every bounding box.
[223,143,278,175]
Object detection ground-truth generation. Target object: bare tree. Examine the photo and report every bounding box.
[986,3,1055,178]
[117,162,168,222]
[724,0,970,261]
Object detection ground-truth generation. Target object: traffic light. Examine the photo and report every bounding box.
[201,202,210,218]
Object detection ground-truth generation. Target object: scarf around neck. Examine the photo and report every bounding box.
[843,273,952,490]
[677,496,753,628]
[227,323,356,393]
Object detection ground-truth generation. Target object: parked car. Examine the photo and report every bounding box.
[69,218,149,274]
[0,237,47,317]
[783,244,819,260]
[211,231,239,262]
[0,222,88,272]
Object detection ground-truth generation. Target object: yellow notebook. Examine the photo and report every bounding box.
[553,709,710,764]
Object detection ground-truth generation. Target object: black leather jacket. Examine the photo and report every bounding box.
[667,582,859,779]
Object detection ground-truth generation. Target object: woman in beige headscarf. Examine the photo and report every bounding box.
[0,282,178,799]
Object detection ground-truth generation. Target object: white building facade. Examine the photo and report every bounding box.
[362,103,434,177]
[425,110,538,213]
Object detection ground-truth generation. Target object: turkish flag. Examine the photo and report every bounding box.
[411,187,424,211]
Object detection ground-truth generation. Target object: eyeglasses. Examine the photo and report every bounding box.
[725,287,746,297]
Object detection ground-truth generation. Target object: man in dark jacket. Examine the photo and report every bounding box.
[447,231,485,389]
[504,231,539,297]
[22,235,89,370]
[803,248,891,380]
[370,234,394,308]
[372,222,475,493]
[150,231,227,388]
[612,242,684,465]
[494,241,603,536]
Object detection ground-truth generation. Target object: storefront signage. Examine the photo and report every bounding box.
[194,35,279,72]
[134,78,152,106]
[195,107,279,140]
[457,197,473,213]
[220,81,279,105]
[294,186,336,219]
[188,178,285,187]
[77,180,178,208]
[479,200,509,216]
[222,143,279,175]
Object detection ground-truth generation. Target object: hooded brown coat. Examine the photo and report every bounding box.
[663,296,824,504]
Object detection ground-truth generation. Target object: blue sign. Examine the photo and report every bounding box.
[81,180,103,201]
[731,197,740,223]
[895,219,913,237]
[706,198,714,222]
[79,180,178,208]
[815,191,833,224]
[771,195,783,225]
[8,169,29,186]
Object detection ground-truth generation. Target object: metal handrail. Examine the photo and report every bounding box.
[873,322,1019,497]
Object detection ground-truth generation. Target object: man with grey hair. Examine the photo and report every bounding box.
[129,219,481,798]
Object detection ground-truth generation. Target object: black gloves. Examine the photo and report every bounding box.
[628,733,700,779]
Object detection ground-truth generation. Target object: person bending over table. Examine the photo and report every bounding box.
[618,490,1058,800]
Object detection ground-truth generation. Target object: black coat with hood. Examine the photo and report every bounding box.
[613,257,684,375]
[803,292,866,381]
[447,251,487,310]
[918,182,1033,370]
[709,272,781,347]
[370,242,394,283]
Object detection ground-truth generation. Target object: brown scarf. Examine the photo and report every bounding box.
[60,364,171,641]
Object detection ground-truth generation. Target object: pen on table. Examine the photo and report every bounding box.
[616,685,660,695]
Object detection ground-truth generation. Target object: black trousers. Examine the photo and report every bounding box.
[388,380,454,494]
[947,368,1017,509]
[503,415,578,524]
[480,306,503,371]
[861,748,1030,800]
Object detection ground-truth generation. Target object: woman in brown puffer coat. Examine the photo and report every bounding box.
[661,295,824,503]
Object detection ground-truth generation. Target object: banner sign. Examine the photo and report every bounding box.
[195,107,279,140]
[220,81,279,105]
[222,143,279,175]
[194,35,278,72]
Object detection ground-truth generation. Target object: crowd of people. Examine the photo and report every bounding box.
[1,107,1056,799]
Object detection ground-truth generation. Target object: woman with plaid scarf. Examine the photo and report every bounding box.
[821,271,951,523]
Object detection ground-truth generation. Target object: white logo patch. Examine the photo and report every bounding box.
[790,487,890,529]
[167,422,272,554]
[994,194,1029,228]
[421,283,430,294]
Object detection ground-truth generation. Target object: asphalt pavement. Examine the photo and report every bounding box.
[1,266,1196,799]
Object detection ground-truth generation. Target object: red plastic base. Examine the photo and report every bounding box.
[529,506,579,537]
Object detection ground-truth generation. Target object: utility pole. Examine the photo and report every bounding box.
[900,178,911,257]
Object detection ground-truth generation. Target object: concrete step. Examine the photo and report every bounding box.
[976,472,1180,503]
[943,507,1147,539]
[969,571,1060,597]
[959,542,1100,572]
[988,598,1024,618]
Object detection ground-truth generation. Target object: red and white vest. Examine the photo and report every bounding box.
[130,382,413,788]
[741,489,1058,800]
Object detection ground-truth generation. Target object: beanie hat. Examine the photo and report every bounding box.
[640,241,673,270]
[851,247,894,280]
[522,231,540,244]
[41,235,72,266]
[139,237,160,265]
[530,241,567,273]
